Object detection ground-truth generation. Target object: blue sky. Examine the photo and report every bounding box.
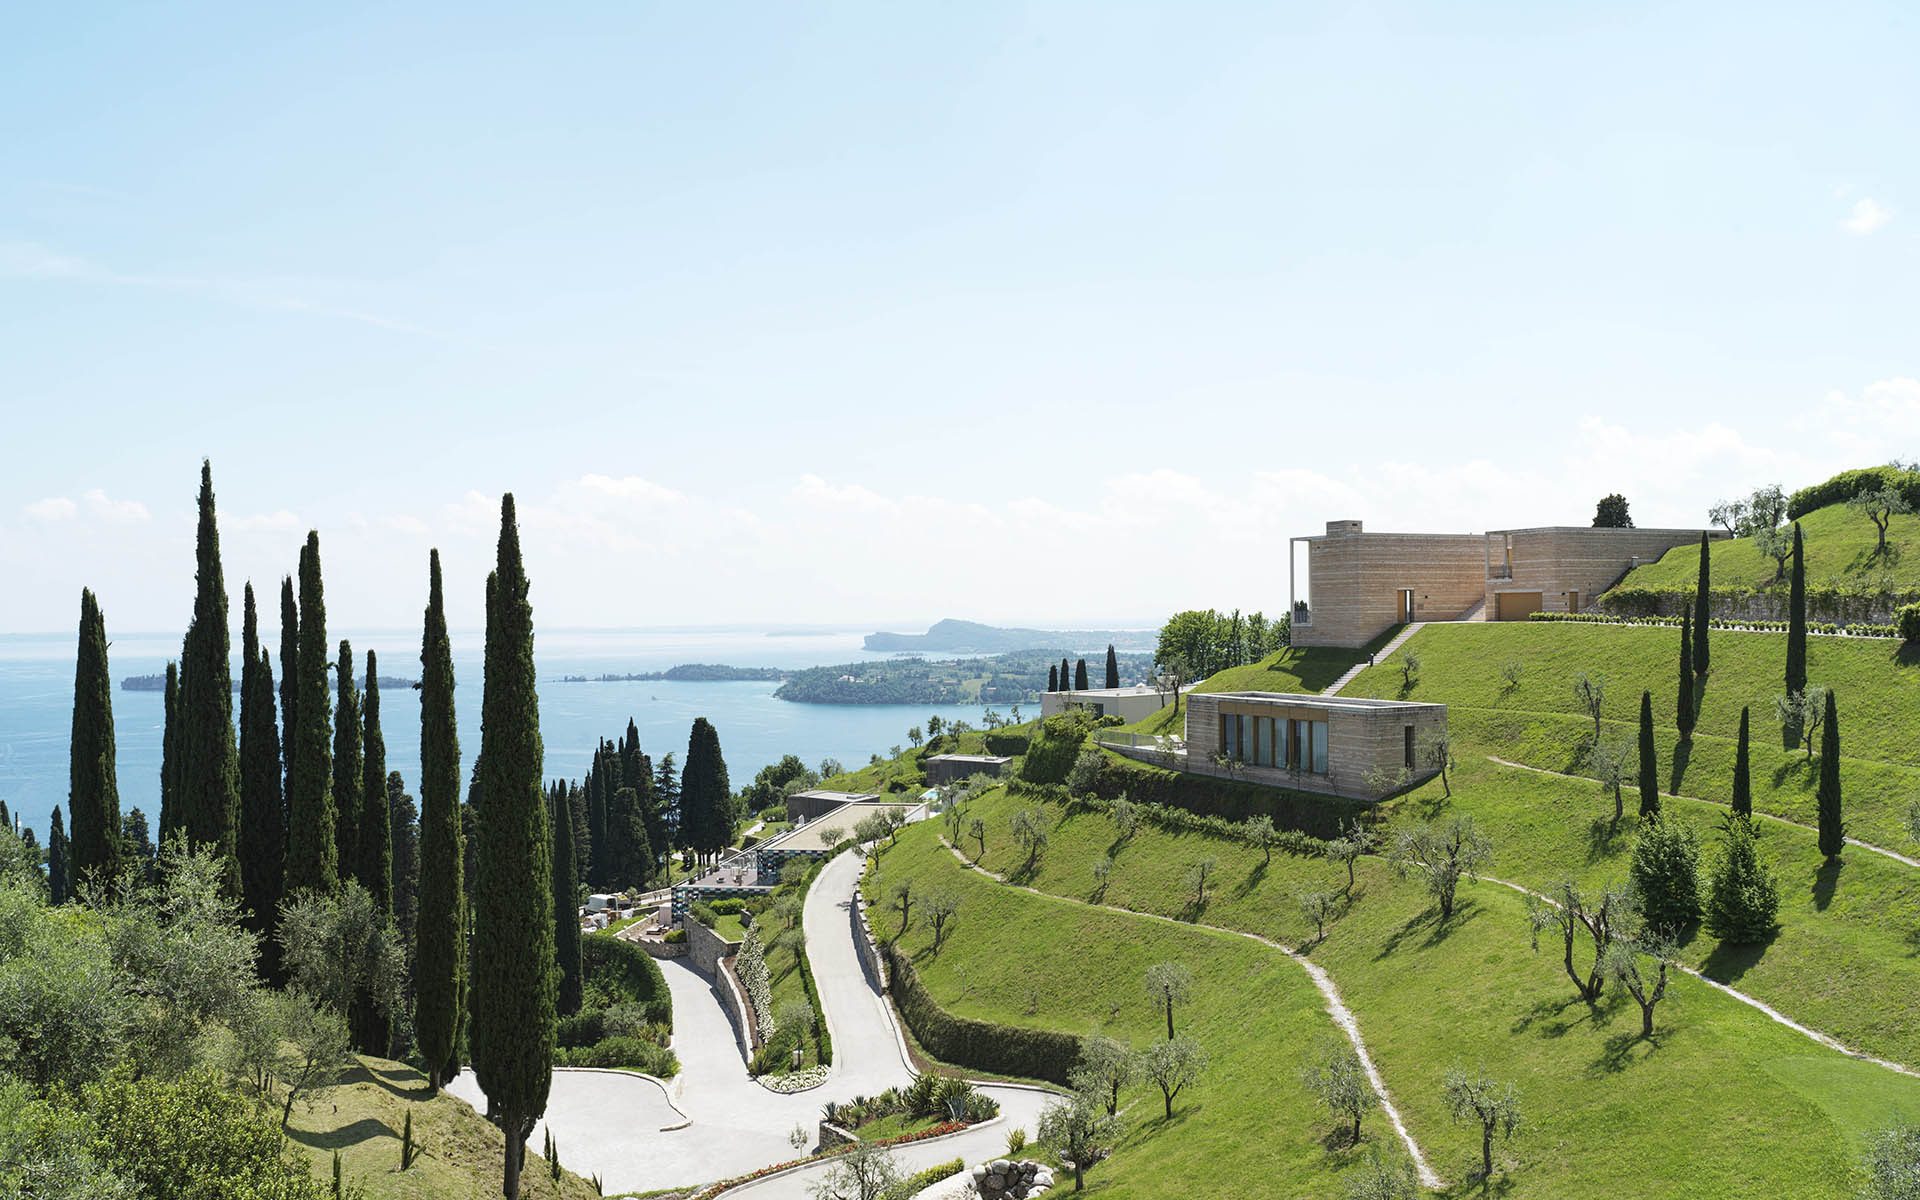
[2,2,1916,634]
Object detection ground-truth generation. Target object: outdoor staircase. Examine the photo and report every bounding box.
[1323,622,1425,696]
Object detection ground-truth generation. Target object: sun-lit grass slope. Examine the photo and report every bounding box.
[939,787,1920,1197]
[286,1056,598,1200]
[1617,502,1920,594]
[868,825,1369,1199]
[1342,620,1920,847]
[1116,644,1370,736]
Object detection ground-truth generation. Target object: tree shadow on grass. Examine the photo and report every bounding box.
[1699,935,1773,985]
[345,1060,427,1102]
[1374,900,1479,959]
[286,1117,395,1152]
[1585,814,1627,864]
[1588,1029,1661,1076]
[1812,859,1842,912]
[1771,756,1813,789]
[1666,738,1693,796]
[1233,858,1269,898]
[1508,994,1592,1040]
[1895,642,1920,669]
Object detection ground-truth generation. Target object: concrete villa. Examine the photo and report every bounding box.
[1288,519,1723,649]
[1040,683,1172,724]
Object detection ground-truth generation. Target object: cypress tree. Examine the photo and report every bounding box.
[683,718,731,866]
[1061,657,1072,692]
[238,583,286,981]
[67,588,121,884]
[359,652,393,913]
[1786,522,1807,697]
[586,745,610,887]
[565,784,590,890]
[552,783,583,1017]
[469,495,555,1199]
[1677,619,1695,741]
[159,662,181,850]
[334,641,363,887]
[654,754,680,874]
[176,459,241,888]
[1693,533,1711,676]
[605,785,653,891]
[1638,690,1659,819]
[1817,689,1844,863]
[1732,706,1752,817]
[390,772,420,980]
[1047,664,1058,692]
[1075,659,1089,690]
[47,808,70,904]
[416,549,465,1090]
[1105,644,1119,690]
[279,577,299,805]
[285,533,337,895]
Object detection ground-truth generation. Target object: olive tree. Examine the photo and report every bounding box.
[1244,814,1277,864]
[1144,961,1193,1040]
[1586,738,1630,822]
[1344,1145,1420,1200]
[1442,1066,1521,1183]
[1135,1034,1207,1118]
[1325,821,1379,896]
[1010,808,1050,873]
[1069,1035,1135,1116]
[1777,684,1829,761]
[1848,484,1912,556]
[1302,1041,1375,1145]
[922,889,960,950]
[1602,934,1676,1038]
[1573,672,1606,745]
[1388,816,1492,922]
[967,817,987,861]
[1863,1121,1920,1200]
[1036,1088,1120,1192]
[1109,797,1139,843]
[1186,857,1217,910]
[1298,890,1338,945]
[1526,878,1631,1003]
[807,1139,901,1200]
[889,878,914,939]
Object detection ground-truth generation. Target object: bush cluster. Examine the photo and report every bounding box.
[1787,464,1920,519]
[1015,757,1358,840]
[581,935,673,1025]
[554,1035,680,1075]
[1019,712,1097,784]
[880,941,1084,1085]
[826,1072,1000,1129]
[1899,603,1920,643]
[1023,782,1333,856]
[984,731,1033,756]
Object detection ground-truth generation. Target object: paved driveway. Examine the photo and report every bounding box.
[450,847,1053,1196]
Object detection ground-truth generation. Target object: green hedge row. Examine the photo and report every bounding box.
[1603,583,1920,614]
[881,941,1084,1086]
[1788,465,1920,519]
[583,933,673,1027]
[1528,610,1898,639]
[984,731,1033,756]
[796,945,833,1066]
[1058,751,1363,839]
[1007,778,1337,852]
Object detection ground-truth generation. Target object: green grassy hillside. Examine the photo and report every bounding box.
[287,1056,599,1200]
[905,788,1920,1196]
[1117,644,1368,736]
[1616,502,1920,595]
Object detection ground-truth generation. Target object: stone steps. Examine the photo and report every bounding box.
[1322,622,1425,696]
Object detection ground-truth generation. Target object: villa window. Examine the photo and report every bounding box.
[1309,720,1328,774]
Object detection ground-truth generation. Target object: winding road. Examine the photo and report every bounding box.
[450,846,1051,1197]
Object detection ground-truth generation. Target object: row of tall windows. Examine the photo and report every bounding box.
[1219,712,1327,775]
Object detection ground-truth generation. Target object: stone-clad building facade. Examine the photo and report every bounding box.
[1183,691,1448,800]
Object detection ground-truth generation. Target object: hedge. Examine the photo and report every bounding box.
[1045,751,1363,839]
[796,940,833,1066]
[1019,712,1095,784]
[881,941,1085,1086]
[1527,610,1897,639]
[583,933,673,1027]
[1008,779,1337,853]
[1788,465,1920,519]
[984,731,1033,757]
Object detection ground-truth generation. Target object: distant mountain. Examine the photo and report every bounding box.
[555,664,787,683]
[863,618,1155,655]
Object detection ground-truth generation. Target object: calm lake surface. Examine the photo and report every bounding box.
[0,626,1009,843]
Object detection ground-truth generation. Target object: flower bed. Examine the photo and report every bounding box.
[757,1064,830,1093]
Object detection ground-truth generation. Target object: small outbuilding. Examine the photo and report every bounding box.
[922,753,1013,784]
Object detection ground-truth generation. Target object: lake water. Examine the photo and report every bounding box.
[0,626,1013,844]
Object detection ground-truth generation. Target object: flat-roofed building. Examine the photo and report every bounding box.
[1183,690,1448,800]
[922,753,1013,784]
[1040,684,1170,724]
[785,788,880,824]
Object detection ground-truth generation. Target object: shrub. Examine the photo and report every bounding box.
[1005,1127,1027,1155]
[1020,712,1096,784]
[897,1158,966,1197]
[1788,464,1920,520]
[554,1036,679,1076]
[984,731,1032,757]
[880,942,1084,1085]
[688,902,718,928]
[582,934,672,1026]
[1900,603,1920,644]
[1704,817,1779,944]
[1628,818,1701,935]
[663,927,687,945]
[707,898,746,916]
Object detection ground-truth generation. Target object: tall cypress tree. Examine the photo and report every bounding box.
[1693,533,1711,676]
[1817,689,1844,863]
[682,718,731,865]
[605,786,653,891]
[67,588,121,884]
[551,782,583,1017]
[416,549,465,1090]
[1061,657,1072,692]
[1047,664,1058,692]
[566,784,591,887]
[47,808,70,904]
[279,577,299,805]
[334,641,363,888]
[1677,620,1695,741]
[159,662,181,850]
[1731,706,1752,817]
[1074,658,1089,690]
[1638,690,1659,819]
[654,754,680,874]
[469,495,555,1200]
[586,744,610,887]
[176,460,241,888]
[389,772,421,982]
[238,583,286,980]
[1105,644,1119,690]
[359,652,393,913]
[285,533,337,896]
[1786,522,1807,697]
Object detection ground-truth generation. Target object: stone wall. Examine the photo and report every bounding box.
[851,883,889,991]
[684,916,737,977]
[1295,524,1487,648]
[1601,587,1920,627]
[1497,527,1720,615]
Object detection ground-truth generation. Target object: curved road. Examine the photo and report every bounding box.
[450,847,1052,1197]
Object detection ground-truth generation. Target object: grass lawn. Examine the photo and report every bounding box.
[1617,502,1920,595]
[1115,645,1372,737]
[867,828,1376,1199]
[712,912,747,943]
[286,1056,597,1200]
[930,787,1920,1197]
[848,1111,950,1141]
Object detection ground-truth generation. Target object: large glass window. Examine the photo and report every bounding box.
[1309,720,1329,774]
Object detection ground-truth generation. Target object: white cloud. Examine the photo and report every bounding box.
[80,489,149,522]
[234,509,302,532]
[1843,197,1892,235]
[575,474,686,506]
[23,497,77,521]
